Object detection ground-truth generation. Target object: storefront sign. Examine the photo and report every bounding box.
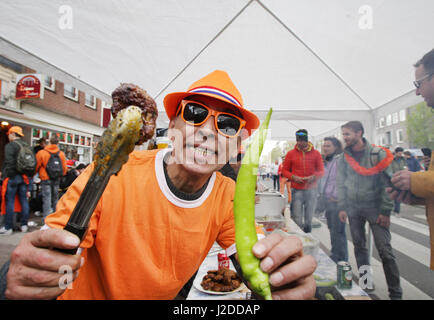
[15,74,44,100]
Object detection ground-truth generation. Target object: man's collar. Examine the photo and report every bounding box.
[296,142,313,152]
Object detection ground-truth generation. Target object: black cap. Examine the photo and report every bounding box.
[296,129,308,141]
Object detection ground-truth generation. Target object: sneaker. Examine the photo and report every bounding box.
[0,227,13,235]
[28,221,38,227]
[21,225,28,233]
[34,211,41,217]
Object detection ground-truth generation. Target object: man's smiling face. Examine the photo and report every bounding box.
[168,95,241,177]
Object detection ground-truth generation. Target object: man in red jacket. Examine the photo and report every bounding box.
[282,129,324,233]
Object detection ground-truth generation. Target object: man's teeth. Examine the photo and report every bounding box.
[190,145,215,157]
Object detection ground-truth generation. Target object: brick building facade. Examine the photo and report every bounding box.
[0,54,109,167]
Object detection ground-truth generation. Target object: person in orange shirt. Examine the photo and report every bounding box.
[35,135,67,222]
[3,70,316,300]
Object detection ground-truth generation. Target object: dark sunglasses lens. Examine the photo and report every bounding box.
[217,114,240,136]
[183,103,208,123]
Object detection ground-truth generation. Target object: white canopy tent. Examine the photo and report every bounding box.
[0,0,432,143]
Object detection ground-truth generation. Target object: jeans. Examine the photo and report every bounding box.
[272,175,280,191]
[393,200,401,214]
[291,188,316,233]
[40,179,60,220]
[5,175,29,230]
[325,201,348,263]
[347,208,402,299]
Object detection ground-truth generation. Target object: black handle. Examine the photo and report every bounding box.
[55,223,87,255]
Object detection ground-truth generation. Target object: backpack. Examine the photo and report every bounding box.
[14,140,37,176]
[45,150,63,179]
[370,146,393,186]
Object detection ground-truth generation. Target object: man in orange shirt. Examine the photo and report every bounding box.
[388,48,434,270]
[35,135,67,222]
[3,71,316,300]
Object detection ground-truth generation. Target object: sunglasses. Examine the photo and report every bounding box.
[414,73,433,89]
[176,100,246,137]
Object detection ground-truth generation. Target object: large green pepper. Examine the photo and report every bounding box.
[234,108,273,300]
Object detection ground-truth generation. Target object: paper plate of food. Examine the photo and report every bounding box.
[193,268,246,295]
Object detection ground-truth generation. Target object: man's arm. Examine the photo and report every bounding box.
[336,154,347,212]
[60,151,68,176]
[5,164,97,300]
[379,158,394,217]
[35,150,43,175]
[314,151,325,180]
[411,170,434,199]
[2,143,17,178]
[281,153,293,180]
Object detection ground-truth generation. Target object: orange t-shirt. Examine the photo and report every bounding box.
[46,149,237,299]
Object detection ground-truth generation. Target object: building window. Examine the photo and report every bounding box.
[0,79,6,97]
[379,117,385,128]
[396,129,404,143]
[64,84,78,101]
[399,109,406,122]
[392,112,399,124]
[44,76,55,91]
[385,131,392,146]
[85,93,96,109]
[386,114,392,126]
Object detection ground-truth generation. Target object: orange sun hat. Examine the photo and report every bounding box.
[163,70,260,136]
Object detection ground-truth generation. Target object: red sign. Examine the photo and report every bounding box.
[16,74,44,99]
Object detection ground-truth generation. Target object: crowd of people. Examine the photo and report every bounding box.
[255,48,434,300]
[0,48,431,301]
[0,133,88,235]
[258,118,431,300]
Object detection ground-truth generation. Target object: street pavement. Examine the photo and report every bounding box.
[0,214,43,268]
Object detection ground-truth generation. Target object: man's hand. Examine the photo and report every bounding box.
[252,233,317,300]
[6,229,83,300]
[338,210,347,223]
[304,176,316,184]
[386,188,409,202]
[391,170,412,191]
[386,188,425,205]
[376,214,390,228]
[386,187,400,201]
[292,176,305,184]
